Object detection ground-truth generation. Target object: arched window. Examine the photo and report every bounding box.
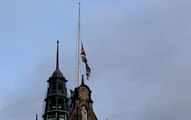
[58,82,63,93]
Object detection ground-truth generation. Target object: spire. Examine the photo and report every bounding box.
[56,40,59,70]
[81,75,85,85]
[51,40,64,77]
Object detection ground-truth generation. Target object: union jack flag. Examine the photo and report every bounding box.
[81,43,91,80]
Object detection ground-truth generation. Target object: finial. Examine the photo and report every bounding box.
[81,75,85,85]
[36,114,38,120]
[70,89,74,94]
[56,40,59,70]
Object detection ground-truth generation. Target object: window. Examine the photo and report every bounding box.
[58,98,64,110]
[59,115,65,120]
[52,82,56,93]
[48,114,55,120]
[58,82,63,93]
[49,98,56,110]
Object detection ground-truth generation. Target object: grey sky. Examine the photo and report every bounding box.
[0,0,191,120]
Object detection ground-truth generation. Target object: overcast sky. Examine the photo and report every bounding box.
[0,0,191,120]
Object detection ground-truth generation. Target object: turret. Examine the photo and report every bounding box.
[43,41,69,120]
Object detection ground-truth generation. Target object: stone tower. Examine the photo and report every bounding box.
[43,41,69,120]
[68,75,98,120]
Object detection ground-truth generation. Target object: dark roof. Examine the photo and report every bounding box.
[51,68,63,78]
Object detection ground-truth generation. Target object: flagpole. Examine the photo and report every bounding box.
[77,3,81,87]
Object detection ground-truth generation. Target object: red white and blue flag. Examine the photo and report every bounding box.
[81,43,91,80]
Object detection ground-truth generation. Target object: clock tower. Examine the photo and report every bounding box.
[68,75,98,120]
[43,41,69,120]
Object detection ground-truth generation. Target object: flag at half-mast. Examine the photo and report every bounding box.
[81,43,91,80]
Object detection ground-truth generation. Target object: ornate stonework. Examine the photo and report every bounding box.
[79,86,89,101]
[68,83,98,120]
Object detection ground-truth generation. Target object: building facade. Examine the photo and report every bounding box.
[68,76,98,120]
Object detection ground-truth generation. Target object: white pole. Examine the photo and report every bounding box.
[77,3,81,87]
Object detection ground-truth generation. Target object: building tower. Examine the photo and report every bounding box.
[68,75,98,120]
[43,41,69,120]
